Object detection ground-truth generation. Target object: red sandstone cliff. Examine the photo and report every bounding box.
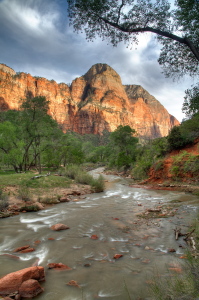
[0,63,179,138]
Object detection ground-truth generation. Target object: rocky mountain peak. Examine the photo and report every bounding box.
[83,63,121,83]
[0,63,179,139]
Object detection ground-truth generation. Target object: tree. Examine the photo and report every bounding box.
[182,84,199,118]
[20,96,60,173]
[0,121,24,172]
[67,0,199,78]
[109,125,138,169]
[0,96,61,173]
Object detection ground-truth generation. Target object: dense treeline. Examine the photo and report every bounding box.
[0,96,198,180]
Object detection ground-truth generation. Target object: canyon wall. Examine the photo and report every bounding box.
[0,63,179,139]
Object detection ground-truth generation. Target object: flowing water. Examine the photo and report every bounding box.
[0,168,199,300]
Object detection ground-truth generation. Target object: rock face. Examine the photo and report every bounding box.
[0,63,179,139]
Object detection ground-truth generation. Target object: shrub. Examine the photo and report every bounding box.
[153,159,164,171]
[63,165,105,192]
[0,189,9,211]
[20,205,39,212]
[18,186,31,202]
[91,174,105,192]
[40,197,60,204]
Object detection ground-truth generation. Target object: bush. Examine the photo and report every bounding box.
[20,205,39,212]
[18,186,31,202]
[91,175,105,192]
[63,165,105,192]
[0,189,9,211]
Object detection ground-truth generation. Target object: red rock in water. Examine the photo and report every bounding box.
[50,223,70,231]
[20,247,35,253]
[90,235,99,240]
[48,237,55,240]
[47,263,72,270]
[18,279,44,298]
[59,196,70,202]
[34,240,41,244]
[14,245,30,252]
[0,266,45,296]
[2,254,20,260]
[113,254,123,259]
[66,280,80,288]
[168,248,176,253]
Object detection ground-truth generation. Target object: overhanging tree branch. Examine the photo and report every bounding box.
[98,15,199,61]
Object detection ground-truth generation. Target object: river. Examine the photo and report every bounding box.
[0,168,199,299]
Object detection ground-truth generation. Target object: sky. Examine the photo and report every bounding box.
[0,0,195,122]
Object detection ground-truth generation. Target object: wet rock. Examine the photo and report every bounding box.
[50,223,70,231]
[66,280,80,288]
[18,279,44,298]
[47,263,72,270]
[84,263,91,267]
[90,235,99,240]
[168,248,176,253]
[113,254,123,259]
[14,245,30,252]
[48,238,55,240]
[0,266,45,296]
[20,248,35,253]
[2,254,20,260]
[34,202,45,210]
[59,196,70,202]
[34,240,41,245]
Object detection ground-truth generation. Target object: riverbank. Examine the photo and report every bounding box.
[105,169,199,195]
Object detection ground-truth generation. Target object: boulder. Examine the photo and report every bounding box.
[0,266,45,296]
[18,279,44,298]
[50,223,70,231]
[34,202,45,210]
[59,196,70,203]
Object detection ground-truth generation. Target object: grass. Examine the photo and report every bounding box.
[0,171,71,189]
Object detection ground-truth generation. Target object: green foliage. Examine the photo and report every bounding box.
[18,186,31,202]
[0,189,9,211]
[108,125,138,169]
[170,151,199,180]
[20,205,39,212]
[183,85,199,118]
[167,126,188,150]
[63,164,105,192]
[132,137,168,180]
[0,96,62,173]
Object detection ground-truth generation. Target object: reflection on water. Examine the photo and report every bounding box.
[0,169,198,299]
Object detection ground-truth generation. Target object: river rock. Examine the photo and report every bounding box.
[14,245,30,252]
[50,223,70,231]
[47,263,72,270]
[14,245,35,253]
[59,196,70,202]
[0,266,45,296]
[18,279,44,298]
[34,202,45,210]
